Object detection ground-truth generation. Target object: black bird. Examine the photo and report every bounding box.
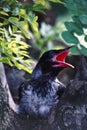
[17,47,74,118]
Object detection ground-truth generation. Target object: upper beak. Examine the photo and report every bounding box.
[53,47,74,68]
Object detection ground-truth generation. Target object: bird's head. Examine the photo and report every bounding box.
[32,47,74,79]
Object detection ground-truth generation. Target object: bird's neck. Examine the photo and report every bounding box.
[31,64,42,79]
[31,64,60,81]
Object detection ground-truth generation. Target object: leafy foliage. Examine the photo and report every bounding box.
[62,0,87,56]
[0,26,33,73]
[0,0,64,73]
[0,0,45,73]
[34,0,63,9]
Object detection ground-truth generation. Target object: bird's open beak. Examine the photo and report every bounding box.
[53,47,74,68]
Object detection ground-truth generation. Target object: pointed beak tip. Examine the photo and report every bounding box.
[67,46,73,50]
[68,64,75,69]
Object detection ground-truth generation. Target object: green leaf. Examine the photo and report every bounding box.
[0,23,3,26]
[65,22,83,35]
[12,7,20,16]
[0,57,13,66]
[62,31,79,44]
[34,0,50,8]
[28,12,35,23]
[0,11,8,16]
[8,18,30,39]
[79,15,87,25]
[28,12,38,32]
[70,46,79,55]
[72,16,80,24]
[3,19,9,25]
[14,61,32,73]
[32,4,45,13]
[23,3,45,13]
[0,28,4,34]
[21,30,30,39]
[12,25,17,33]
[17,21,30,39]
[8,26,12,35]
[84,35,87,42]
[32,16,38,32]
[3,5,10,12]
[80,45,87,56]
[49,0,64,4]
[8,17,19,23]
[18,51,29,57]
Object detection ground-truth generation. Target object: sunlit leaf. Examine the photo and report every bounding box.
[49,0,64,4]
[19,9,26,16]
[32,4,45,13]
[31,16,38,32]
[0,57,13,66]
[14,57,24,60]
[4,28,10,42]
[0,28,4,34]
[9,26,12,35]
[3,19,9,25]
[12,25,17,33]
[21,29,30,39]
[0,11,9,16]
[18,51,29,57]
[8,18,30,39]
[0,0,42,74]
[0,23,3,26]
[24,59,34,64]
[17,21,30,39]
[8,17,19,23]
[14,61,32,73]
[34,0,50,9]
[28,12,38,32]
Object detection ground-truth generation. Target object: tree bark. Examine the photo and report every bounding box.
[0,56,87,130]
[0,62,14,130]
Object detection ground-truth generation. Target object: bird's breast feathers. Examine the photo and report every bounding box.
[19,78,65,117]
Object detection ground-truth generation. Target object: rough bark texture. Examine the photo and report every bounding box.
[0,63,14,130]
[0,56,87,130]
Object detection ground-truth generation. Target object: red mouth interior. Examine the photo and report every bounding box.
[56,49,69,62]
[54,49,74,68]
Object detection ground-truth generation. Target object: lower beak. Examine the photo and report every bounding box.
[58,61,74,68]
